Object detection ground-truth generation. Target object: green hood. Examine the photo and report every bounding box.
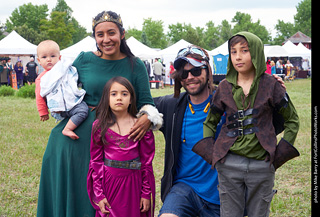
[226,31,266,85]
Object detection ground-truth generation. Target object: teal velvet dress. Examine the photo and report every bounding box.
[37,52,154,217]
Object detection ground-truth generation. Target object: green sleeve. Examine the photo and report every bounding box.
[203,109,221,138]
[133,58,154,110]
[278,97,300,145]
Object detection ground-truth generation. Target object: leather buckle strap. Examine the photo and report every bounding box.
[104,157,141,170]
[226,127,259,138]
[228,109,258,121]
[227,118,257,129]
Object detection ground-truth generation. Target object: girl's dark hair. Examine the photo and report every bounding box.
[93,76,137,145]
[92,11,136,69]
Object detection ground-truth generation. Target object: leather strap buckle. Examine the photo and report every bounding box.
[238,128,243,136]
[238,110,244,119]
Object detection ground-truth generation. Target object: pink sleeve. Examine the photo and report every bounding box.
[35,73,49,117]
[139,130,156,200]
[87,121,106,209]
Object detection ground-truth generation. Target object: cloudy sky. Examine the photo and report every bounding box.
[1,0,301,37]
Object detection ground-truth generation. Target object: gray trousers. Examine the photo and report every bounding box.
[215,153,276,217]
[61,101,88,126]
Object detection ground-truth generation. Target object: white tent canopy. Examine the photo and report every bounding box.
[61,36,159,60]
[60,36,96,59]
[158,39,216,83]
[158,39,192,56]
[209,41,229,56]
[0,30,37,56]
[157,39,193,83]
[296,42,311,59]
[264,45,288,58]
[126,37,159,60]
[282,40,311,58]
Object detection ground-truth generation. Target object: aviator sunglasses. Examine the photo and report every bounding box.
[177,46,209,61]
[182,66,208,79]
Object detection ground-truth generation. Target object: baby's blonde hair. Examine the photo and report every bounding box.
[37,40,60,55]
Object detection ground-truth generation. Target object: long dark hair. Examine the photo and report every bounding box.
[92,11,136,69]
[93,76,137,145]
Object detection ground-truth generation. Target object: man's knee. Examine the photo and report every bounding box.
[159,214,179,217]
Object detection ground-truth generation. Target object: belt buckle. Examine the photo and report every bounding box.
[238,110,244,119]
[238,119,243,128]
[238,128,243,136]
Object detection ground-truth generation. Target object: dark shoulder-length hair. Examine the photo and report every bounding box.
[92,11,136,69]
[92,76,137,145]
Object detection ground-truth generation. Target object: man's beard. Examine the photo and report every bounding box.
[183,78,208,96]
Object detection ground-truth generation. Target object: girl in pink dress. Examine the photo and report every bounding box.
[87,76,155,217]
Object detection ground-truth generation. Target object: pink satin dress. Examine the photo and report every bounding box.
[87,120,155,217]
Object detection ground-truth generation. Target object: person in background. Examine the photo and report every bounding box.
[0,59,8,86]
[285,60,294,77]
[152,58,163,89]
[169,61,175,88]
[270,60,276,75]
[26,57,38,84]
[265,59,271,75]
[14,61,24,88]
[159,58,166,88]
[6,58,13,85]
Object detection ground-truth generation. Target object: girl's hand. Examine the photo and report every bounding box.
[129,114,151,142]
[140,198,150,213]
[98,198,111,214]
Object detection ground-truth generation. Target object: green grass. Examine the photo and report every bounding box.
[0,79,311,216]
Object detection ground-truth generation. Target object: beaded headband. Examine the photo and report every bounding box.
[92,11,123,30]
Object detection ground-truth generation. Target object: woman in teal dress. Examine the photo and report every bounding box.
[37,11,162,217]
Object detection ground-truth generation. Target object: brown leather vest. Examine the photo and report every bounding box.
[210,73,286,166]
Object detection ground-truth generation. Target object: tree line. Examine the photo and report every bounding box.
[0,0,311,51]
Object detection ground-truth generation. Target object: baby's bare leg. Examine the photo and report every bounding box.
[62,119,79,140]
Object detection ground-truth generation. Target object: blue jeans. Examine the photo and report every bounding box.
[159,182,220,217]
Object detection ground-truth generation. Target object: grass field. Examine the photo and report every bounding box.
[0,78,311,216]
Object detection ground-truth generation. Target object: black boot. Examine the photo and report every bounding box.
[273,138,300,170]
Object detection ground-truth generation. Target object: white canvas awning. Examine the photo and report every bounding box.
[0,30,37,56]
[126,37,159,60]
[264,45,288,58]
[60,36,96,59]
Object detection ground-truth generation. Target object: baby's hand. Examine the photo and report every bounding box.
[40,115,49,122]
[140,198,150,213]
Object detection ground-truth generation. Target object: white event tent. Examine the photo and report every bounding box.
[282,40,311,59]
[126,37,159,60]
[60,36,96,59]
[60,36,159,61]
[0,30,37,56]
[158,39,215,82]
[0,30,38,73]
[209,41,229,56]
[264,45,288,59]
[157,39,193,83]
